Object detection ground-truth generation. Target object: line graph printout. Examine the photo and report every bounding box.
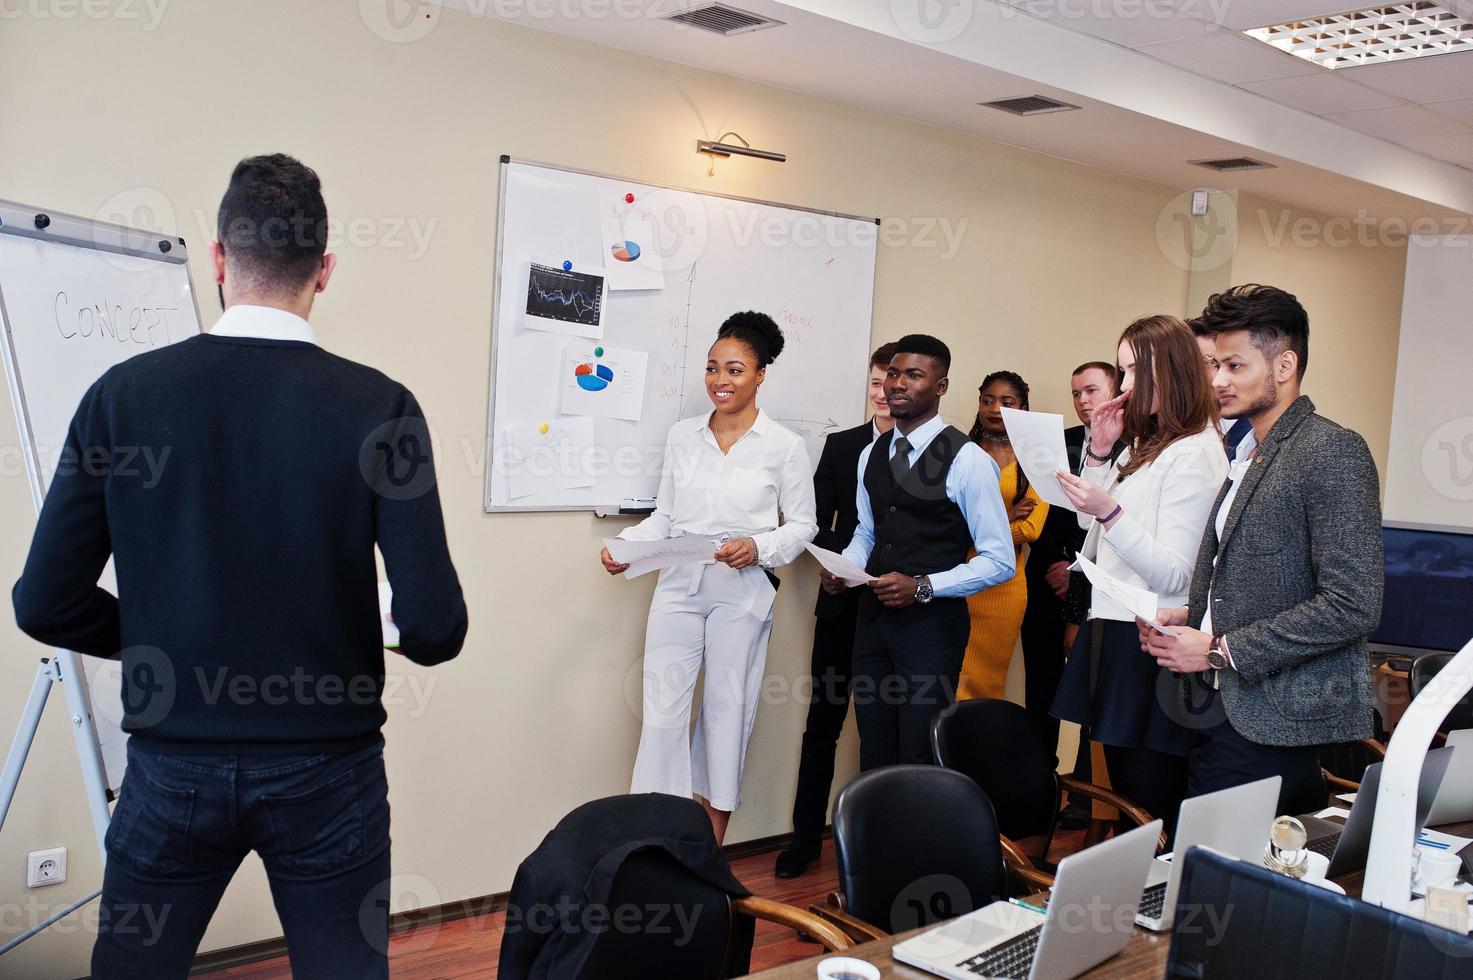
[523,260,605,338]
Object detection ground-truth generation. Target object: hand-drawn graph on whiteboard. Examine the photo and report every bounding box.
[485,158,879,512]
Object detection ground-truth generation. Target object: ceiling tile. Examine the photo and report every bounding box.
[1205,1,1354,31]
[1137,32,1321,83]
[1326,104,1460,141]
[1426,98,1473,126]
[1000,0,1221,47]
[1338,52,1473,103]
[1239,73,1403,115]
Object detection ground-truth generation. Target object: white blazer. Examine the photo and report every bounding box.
[1077,425,1228,622]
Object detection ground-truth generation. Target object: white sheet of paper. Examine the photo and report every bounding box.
[522,259,606,339]
[500,418,596,500]
[560,344,647,421]
[803,542,874,586]
[378,581,400,649]
[605,535,718,579]
[1337,792,1357,804]
[600,196,666,291]
[1071,554,1179,635]
[1315,806,1353,821]
[1001,407,1075,511]
[1420,828,1473,853]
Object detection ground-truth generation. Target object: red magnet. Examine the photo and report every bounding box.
[625,193,635,204]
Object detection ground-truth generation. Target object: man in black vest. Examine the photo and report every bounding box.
[775,341,896,878]
[822,334,1014,770]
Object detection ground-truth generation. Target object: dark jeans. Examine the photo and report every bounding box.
[1187,690,1327,816]
[789,609,859,846]
[1104,743,1189,842]
[853,604,969,771]
[92,738,392,980]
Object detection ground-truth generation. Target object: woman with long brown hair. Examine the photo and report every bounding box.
[957,371,1048,700]
[1050,315,1228,835]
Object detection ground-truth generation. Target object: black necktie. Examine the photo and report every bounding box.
[891,436,913,484]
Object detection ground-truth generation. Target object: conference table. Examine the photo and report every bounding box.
[749,816,1473,979]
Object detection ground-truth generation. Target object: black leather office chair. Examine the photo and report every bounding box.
[815,765,1007,941]
[1167,847,1473,979]
[579,848,849,978]
[1411,652,1473,740]
[930,698,1165,885]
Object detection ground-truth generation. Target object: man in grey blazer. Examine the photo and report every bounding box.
[1142,284,1383,815]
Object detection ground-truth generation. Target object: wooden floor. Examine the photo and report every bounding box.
[203,831,1085,978]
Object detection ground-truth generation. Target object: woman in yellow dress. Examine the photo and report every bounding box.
[958,371,1048,701]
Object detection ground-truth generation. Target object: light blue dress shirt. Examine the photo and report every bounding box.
[840,414,1015,598]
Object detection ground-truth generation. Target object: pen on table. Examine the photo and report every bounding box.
[1008,897,1047,914]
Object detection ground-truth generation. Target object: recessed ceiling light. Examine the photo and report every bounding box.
[1243,2,1473,70]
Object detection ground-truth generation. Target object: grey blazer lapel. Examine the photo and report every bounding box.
[1217,396,1315,552]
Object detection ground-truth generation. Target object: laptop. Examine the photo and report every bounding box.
[1427,731,1473,826]
[1300,745,1453,878]
[1135,776,1280,931]
[892,820,1161,980]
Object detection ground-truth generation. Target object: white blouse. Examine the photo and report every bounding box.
[1078,425,1229,622]
[621,409,819,569]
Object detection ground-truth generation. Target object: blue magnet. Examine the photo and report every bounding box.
[562,260,572,271]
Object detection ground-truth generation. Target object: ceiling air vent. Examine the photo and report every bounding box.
[1190,157,1278,172]
[979,95,1081,116]
[663,3,784,36]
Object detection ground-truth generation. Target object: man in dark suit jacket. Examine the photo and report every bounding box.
[775,342,895,878]
[1144,285,1382,816]
[12,155,467,978]
[1019,362,1118,753]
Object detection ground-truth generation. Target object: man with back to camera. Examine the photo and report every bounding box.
[12,154,468,978]
[775,341,896,879]
[821,334,1014,770]
[1142,284,1382,815]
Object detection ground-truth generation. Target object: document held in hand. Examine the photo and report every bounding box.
[803,542,874,587]
[1000,407,1075,511]
[1071,554,1179,636]
[604,535,719,579]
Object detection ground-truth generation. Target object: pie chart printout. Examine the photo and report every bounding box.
[610,241,641,263]
[575,361,615,392]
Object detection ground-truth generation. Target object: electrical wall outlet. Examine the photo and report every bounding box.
[27,847,66,888]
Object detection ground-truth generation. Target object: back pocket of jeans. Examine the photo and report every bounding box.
[106,767,197,876]
[261,769,366,875]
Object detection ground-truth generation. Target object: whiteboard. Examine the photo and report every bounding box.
[485,159,878,512]
[0,199,202,789]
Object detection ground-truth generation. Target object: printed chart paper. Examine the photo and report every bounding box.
[523,260,606,338]
[500,417,596,500]
[1002,407,1074,511]
[560,343,647,421]
[600,195,665,291]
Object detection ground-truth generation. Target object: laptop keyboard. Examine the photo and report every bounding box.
[1307,832,1341,858]
[1138,881,1168,920]
[958,924,1044,978]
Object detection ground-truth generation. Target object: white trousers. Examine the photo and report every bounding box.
[629,562,775,811]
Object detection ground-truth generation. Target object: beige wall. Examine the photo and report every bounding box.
[0,3,1404,974]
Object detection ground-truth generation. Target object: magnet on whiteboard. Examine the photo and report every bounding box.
[625,193,635,204]
[539,422,549,434]
[562,260,572,271]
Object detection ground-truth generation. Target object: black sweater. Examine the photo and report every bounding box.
[12,334,468,754]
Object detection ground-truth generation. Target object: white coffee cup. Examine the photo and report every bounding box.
[1415,849,1463,892]
[1302,851,1330,883]
[817,956,881,980]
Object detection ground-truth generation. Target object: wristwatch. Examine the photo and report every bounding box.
[914,575,934,604]
[1206,635,1229,671]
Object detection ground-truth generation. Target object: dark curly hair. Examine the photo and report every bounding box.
[217,153,328,294]
[1197,283,1309,380]
[716,311,785,368]
[969,370,1032,503]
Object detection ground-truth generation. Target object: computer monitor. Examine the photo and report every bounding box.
[1371,522,1473,656]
